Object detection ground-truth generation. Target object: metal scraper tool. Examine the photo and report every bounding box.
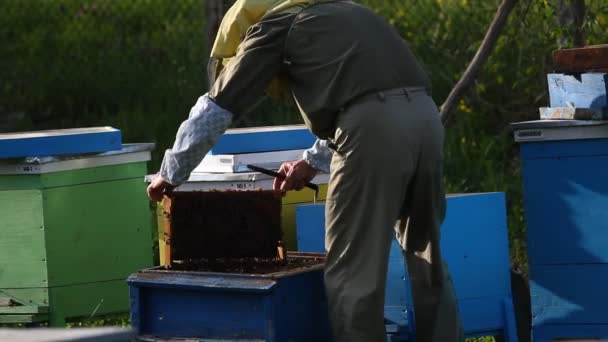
[246,164,320,203]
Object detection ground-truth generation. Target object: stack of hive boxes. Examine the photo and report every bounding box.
[513,45,608,341]
[0,127,154,326]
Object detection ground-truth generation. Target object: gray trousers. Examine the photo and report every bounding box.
[324,88,464,342]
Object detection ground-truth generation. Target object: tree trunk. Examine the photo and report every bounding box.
[556,0,586,48]
[206,0,226,49]
[440,0,519,125]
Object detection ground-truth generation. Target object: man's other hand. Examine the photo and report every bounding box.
[147,174,175,202]
[273,160,317,193]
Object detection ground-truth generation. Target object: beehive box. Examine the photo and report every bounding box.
[130,189,331,340]
[513,120,608,341]
[128,252,330,341]
[161,190,283,264]
[152,172,329,265]
[0,144,155,325]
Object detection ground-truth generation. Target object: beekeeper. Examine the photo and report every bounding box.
[147,0,464,341]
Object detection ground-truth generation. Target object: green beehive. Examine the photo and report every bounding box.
[0,144,154,326]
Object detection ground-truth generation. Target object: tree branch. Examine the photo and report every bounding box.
[440,0,518,125]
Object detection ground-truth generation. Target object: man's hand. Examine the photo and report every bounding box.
[273,160,317,193]
[147,174,175,202]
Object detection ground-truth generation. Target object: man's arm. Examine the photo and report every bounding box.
[272,139,333,192]
[159,95,233,185]
[148,13,295,200]
[302,139,332,174]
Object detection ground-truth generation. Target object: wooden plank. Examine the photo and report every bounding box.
[0,127,121,159]
[295,205,327,253]
[0,163,148,191]
[43,178,153,287]
[553,45,608,73]
[296,193,512,298]
[40,162,148,189]
[295,194,515,336]
[531,264,608,325]
[0,190,48,288]
[283,184,328,205]
[385,240,410,328]
[0,150,151,175]
[283,201,325,251]
[458,297,505,336]
[0,305,48,314]
[0,314,48,324]
[0,298,15,306]
[0,174,43,191]
[209,125,316,155]
[547,73,607,110]
[161,196,172,266]
[441,192,512,299]
[522,153,608,264]
[0,289,49,308]
[533,324,608,342]
[0,327,133,341]
[156,203,169,266]
[193,149,306,173]
[520,138,608,160]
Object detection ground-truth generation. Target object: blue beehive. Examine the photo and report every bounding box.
[513,119,608,341]
[127,253,331,341]
[296,193,518,341]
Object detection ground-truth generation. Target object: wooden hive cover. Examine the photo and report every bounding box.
[162,190,283,262]
[553,44,608,73]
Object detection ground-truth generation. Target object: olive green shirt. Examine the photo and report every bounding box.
[210,0,431,139]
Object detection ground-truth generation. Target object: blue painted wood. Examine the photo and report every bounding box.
[209,126,316,155]
[296,205,326,253]
[532,324,608,342]
[127,258,331,341]
[548,73,608,111]
[128,286,141,335]
[0,127,122,158]
[530,264,608,325]
[138,286,271,338]
[384,240,413,342]
[458,297,505,334]
[521,152,608,264]
[127,272,276,292]
[517,130,608,335]
[442,193,511,300]
[502,297,519,342]
[295,193,517,340]
[520,139,608,160]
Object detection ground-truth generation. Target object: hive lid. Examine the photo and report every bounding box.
[511,120,608,142]
[0,143,154,175]
[0,126,123,159]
